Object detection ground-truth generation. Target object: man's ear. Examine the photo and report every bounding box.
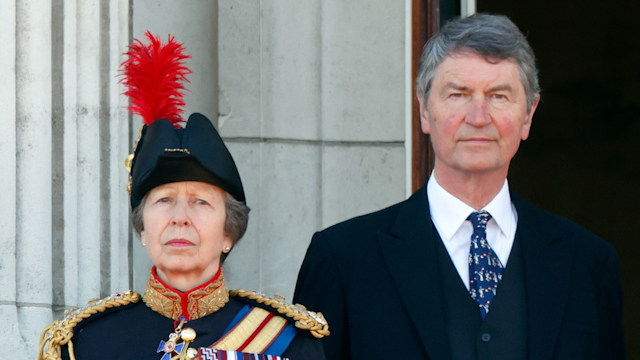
[521,94,540,140]
[417,94,431,135]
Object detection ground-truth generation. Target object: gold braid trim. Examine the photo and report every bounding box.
[229,289,330,339]
[38,291,141,360]
[142,269,229,320]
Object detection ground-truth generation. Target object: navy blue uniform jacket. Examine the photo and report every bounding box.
[60,296,324,360]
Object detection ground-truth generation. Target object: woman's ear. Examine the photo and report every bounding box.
[222,237,233,253]
[140,231,147,247]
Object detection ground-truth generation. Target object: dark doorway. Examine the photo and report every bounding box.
[477,0,640,356]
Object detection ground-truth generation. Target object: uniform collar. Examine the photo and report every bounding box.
[142,266,229,320]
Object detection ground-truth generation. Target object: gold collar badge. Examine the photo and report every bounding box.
[142,268,229,321]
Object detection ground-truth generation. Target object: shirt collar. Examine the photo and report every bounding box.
[427,175,515,241]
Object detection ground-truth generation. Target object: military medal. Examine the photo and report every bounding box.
[157,316,198,360]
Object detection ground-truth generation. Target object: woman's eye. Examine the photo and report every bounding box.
[158,197,170,203]
[196,199,209,205]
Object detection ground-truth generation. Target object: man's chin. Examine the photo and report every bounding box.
[452,162,507,177]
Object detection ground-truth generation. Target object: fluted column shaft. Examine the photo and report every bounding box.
[0,0,132,355]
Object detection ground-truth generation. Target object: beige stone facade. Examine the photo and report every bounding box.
[2,1,409,356]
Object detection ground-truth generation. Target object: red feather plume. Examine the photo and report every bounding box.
[120,31,191,127]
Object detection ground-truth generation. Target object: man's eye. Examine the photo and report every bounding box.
[158,197,170,203]
[196,199,209,205]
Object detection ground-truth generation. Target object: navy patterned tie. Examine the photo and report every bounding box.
[468,211,503,319]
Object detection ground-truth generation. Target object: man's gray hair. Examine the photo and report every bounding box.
[416,13,540,111]
[131,191,250,263]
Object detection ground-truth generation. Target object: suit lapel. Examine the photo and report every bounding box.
[377,187,451,360]
[514,196,576,360]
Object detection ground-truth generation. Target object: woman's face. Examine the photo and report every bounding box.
[141,181,232,289]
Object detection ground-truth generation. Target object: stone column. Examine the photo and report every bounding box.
[0,0,132,355]
[0,0,21,356]
[15,0,54,354]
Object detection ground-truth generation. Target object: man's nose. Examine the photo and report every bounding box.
[170,202,191,226]
[465,97,491,126]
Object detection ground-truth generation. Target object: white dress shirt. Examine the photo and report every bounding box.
[427,176,518,290]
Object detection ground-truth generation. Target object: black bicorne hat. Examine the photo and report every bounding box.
[129,113,245,210]
[121,32,245,209]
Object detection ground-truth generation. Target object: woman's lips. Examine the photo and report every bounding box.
[165,239,194,247]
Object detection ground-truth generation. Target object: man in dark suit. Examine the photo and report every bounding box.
[293,13,625,359]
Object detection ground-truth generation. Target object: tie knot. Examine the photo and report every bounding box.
[468,211,492,229]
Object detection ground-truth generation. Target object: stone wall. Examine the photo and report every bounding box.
[1,1,408,357]
[217,0,407,297]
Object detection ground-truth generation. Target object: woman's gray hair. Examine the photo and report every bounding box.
[416,13,540,111]
[131,191,250,262]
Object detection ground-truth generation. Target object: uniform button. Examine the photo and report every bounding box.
[481,333,491,342]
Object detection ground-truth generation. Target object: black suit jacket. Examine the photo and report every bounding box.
[294,186,625,359]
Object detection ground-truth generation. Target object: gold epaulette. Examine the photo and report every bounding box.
[38,291,141,360]
[229,289,330,339]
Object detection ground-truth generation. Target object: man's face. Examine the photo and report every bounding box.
[418,51,539,179]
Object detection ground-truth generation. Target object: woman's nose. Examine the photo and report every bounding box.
[170,203,191,226]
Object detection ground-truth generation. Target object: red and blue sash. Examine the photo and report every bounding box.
[198,305,296,359]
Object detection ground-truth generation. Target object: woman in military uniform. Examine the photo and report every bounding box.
[39,32,328,360]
